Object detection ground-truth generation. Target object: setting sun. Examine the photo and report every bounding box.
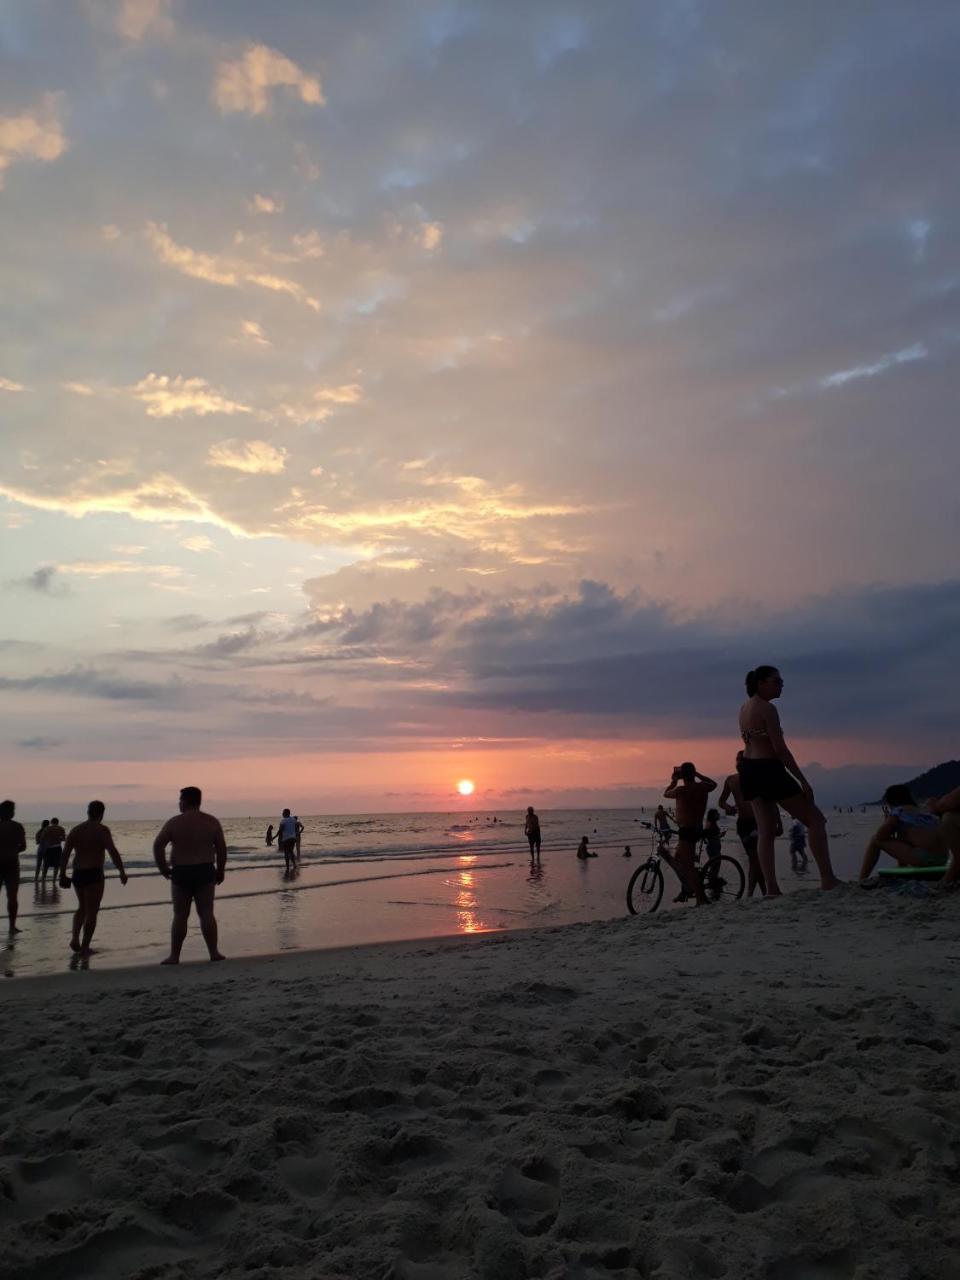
[456,779,475,796]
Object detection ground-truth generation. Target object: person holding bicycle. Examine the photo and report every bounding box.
[663,763,716,906]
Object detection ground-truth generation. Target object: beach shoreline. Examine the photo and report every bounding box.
[2,890,958,1279]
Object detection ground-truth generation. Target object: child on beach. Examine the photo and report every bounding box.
[576,836,596,859]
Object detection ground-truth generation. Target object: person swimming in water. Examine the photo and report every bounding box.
[737,666,841,896]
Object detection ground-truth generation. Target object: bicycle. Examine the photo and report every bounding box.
[626,824,745,914]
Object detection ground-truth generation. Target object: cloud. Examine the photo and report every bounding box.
[0,93,67,188]
[0,667,179,702]
[207,439,287,474]
[0,475,249,535]
[63,381,95,396]
[144,222,238,287]
[0,377,25,392]
[316,383,362,405]
[245,272,320,312]
[60,559,183,579]
[130,373,252,418]
[247,193,284,215]
[213,44,325,116]
[16,736,65,751]
[14,565,61,594]
[239,319,270,346]
[180,534,214,552]
[114,0,173,42]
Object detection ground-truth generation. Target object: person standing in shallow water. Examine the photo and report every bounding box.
[524,806,542,861]
[737,666,841,897]
[0,799,26,935]
[59,800,128,955]
[153,786,227,965]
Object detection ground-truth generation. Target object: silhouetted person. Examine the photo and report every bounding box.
[59,800,127,955]
[664,763,715,906]
[295,816,304,860]
[0,799,26,935]
[39,817,66,886]
[576,835,596,859]
[623,845,632,858]
[738,666,840,896]
[265,823,275,847]
[524,806,542,860]
[153,786,227,965]
[719,752,767,897]
[926,784,960,887]
[858,785,945,883]
[34,818,49,882]
[653,805,674,842]
[277,808,297,871]
[789,821,809,874]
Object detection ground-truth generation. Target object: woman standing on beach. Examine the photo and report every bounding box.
[737,666,841,897]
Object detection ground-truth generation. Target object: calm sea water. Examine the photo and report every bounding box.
[4,809,877,979]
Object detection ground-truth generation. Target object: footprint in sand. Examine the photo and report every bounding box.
[495,1156,560,1236]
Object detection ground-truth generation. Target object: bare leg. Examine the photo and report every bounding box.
[740,834,766,897]
[79,879,105,955]
[779,795,840,890]
[672,838,708,905]
[752,799,782,896]
[194,883,224,961]
[162,883,192,964]
[5,877,20,934]
[70,888,84,951]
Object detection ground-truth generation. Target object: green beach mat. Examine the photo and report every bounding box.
[877,864,948,880]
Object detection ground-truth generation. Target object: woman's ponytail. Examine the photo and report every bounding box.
[746,665,778,696]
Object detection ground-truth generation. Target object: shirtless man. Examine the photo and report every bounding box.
[153,786,227,965]
[40,817,67,887]
[663,762,716,906]
[718,753,767,897]
[59,800,128,955]
[0,799,26,935]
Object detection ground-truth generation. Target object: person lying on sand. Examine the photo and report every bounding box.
[59,800,128,955]
[858,785,946,885]
[153,786,227,965]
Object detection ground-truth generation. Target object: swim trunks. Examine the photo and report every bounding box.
[0,855,19,892]
[676,825,703,843]
[43,845,63,868]
[737,758,801,804]
[280,838,296,856]
[72,867,105,889]
[170,863,217,891]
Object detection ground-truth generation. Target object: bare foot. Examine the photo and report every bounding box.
[9,925,22,934]
[821,877,843,891]
[79,946,97,957]
[69,938,81,952]
[160,955,180,965]
[762,890,784,899]
[209,952,226,962]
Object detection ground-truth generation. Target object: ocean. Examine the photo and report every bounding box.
[5,808,877,978]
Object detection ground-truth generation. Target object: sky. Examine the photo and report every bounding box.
[1,0,958,816]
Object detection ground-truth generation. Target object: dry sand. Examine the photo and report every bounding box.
[1,889,959,1280]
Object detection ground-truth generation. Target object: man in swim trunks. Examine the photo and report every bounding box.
[59,800,128,955]
[153,786,227,965]
[39,817,67,886]
[524,806,542,861]
[277,808,297,871]
[0,799,26,935]
[663,763,716,906]
[653,805,674,843]
[718,753,767,897]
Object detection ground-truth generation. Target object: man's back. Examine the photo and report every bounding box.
[67,819,113,868]
[157,809,224,865]
[0,819,26,859]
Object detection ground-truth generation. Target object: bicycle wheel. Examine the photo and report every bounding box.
[699,855,745,902]
[627,861,664,914]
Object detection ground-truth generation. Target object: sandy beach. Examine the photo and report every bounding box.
[1,888,958,1279]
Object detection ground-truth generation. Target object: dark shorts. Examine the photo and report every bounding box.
[281,838,296,856]
[43,846,62,868]
[72,867,105,889]
[677,825,703,844]
[738,758,801,804]
[0,856,19,893]
[527,834,541,852]
[170,863,217,892]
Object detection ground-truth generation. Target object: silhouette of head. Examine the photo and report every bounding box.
[40,817,49,827]
[745,665,782,697]
[678,763,696,783]
[87,800,105,820]
[180,786,202,810]
[51,816,60,825]
[706,808,719,823]
[882,784,916,808]
[527,806,535,814]
[282,807,291,817]
[0,800,14,821]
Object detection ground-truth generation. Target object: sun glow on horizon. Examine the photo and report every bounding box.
[456,778,475,796]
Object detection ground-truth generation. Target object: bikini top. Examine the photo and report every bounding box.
[890,806,939,830]
[740,725,770,745]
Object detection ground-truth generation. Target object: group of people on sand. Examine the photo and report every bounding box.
[0,788,227,964]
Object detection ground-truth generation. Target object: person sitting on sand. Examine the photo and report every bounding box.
[153,786,227,965]
[524,806,542,861]
[265,823,275,847]
[858,785,947,885]
[737,665,841,896]
[926,785,960,887]
[0,799,26,935]
[663,763,716,906]
[719,754,767,897]
[59,800,128,956]
[576,836,596,859]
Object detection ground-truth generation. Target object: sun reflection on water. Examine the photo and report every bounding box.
[455,854,488,933]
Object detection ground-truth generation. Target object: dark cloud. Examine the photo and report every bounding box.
[16,736,64,751]
[0,667,181,703]
[12,565,63,594]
